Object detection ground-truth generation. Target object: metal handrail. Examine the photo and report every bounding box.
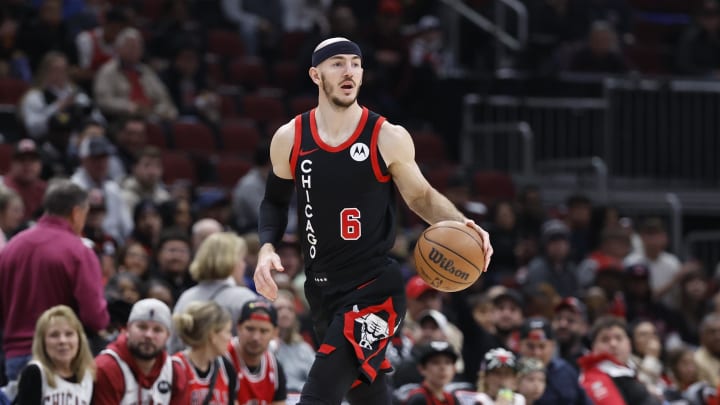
[665,193,683,257]
[683,230,720,261]
[535,157,609,203]
[439,0,527,51]
[461,95,534,175]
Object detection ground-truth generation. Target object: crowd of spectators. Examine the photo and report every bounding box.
[0,0,719,404]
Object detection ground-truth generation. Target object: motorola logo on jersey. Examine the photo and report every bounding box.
[350,143,369,162]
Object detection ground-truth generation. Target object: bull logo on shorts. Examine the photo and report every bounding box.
[355,313,390,350]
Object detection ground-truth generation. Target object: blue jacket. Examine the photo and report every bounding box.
[535,357,594,405]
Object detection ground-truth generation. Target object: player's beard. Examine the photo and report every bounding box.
[321,75,357,109]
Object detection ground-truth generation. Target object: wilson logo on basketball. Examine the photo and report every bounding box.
[428,248,470,281]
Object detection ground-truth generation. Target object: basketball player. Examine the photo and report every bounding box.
[254,37,493,404]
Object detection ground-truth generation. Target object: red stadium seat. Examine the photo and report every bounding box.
[215,157,252,188]
[0,78,29,105]
[242,94,286,123]
[0,143,13,174]
[220,119,261,158]
[229,57,268,89]
[145,122,167,149]
[162,151,196,184]
[273,60,300,91]
[471,170,515,204]
[207,30,245,59]
[412,130,448,167]
[289,95,316,116]
[171,121,217,154]
[281,31,308,60]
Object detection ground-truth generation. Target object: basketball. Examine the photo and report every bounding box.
[413,220,485,292]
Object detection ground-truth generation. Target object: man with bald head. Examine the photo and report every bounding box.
[252,37,494,404]
[191,218,223,253]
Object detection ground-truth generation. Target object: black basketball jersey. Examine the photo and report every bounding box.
[290,107,397,275]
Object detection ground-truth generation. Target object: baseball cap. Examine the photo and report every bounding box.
[414,340,458,365]
[239,300,278,326]
[625,262,651,279]
[79,136,115,159]
[128,298,172,331]
[417,309,450,333]
[520,317,554,341]
[482,347,516,372]
[491,287,524,308]
[406,276,435,300]
[541,219,569,244]
[554,297,587,320]
[13,138,40,159]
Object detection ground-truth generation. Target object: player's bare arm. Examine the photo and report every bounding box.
[255,120,295,301]
[379,122,493,271]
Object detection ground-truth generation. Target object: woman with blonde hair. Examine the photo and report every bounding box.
[15,305,95,404]
[172,301,239,405]
[169,231,256,353]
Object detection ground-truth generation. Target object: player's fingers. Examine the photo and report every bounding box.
[254,267,278,301]
[479,228,493,272]
[271,256,285,272]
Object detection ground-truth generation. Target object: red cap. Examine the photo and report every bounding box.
[406,276,434,299]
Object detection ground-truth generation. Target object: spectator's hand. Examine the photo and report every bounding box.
[254,243,284,301]
[464,219,493,272]
[57,91,76,111]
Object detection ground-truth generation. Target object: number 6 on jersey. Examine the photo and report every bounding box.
[340,208,361,240]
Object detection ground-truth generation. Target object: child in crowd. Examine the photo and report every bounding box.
[476,348,526,405]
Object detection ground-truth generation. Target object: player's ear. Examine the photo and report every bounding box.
[309,67,320,85]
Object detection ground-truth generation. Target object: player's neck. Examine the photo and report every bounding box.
[315,102,363,145]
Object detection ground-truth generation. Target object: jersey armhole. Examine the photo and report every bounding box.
[370,117,391,183]
[289,115,303,178]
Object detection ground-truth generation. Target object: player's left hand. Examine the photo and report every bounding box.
[464,219,493,272]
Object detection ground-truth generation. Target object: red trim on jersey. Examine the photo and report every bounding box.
[370,117,391,183]
[174,352,232,405]
[407,384,456,405]
[356,277,377,290]
[318,344,336,355]
[228,338,278,404]
[289,115,303,178]
[351,379,362,389]
[310,107,369,152]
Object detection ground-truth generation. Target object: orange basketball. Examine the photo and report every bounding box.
[413,221,485,292]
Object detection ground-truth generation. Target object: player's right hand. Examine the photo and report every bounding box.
[254,244,285,301]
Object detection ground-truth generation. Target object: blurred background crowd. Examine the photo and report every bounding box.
[1,0,720,404]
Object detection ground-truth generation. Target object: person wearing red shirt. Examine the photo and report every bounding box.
[228,300,287,405]
[0,180,108,382]
[172,301,239,405]
[93,298,190,404]
[579,316,662,405]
